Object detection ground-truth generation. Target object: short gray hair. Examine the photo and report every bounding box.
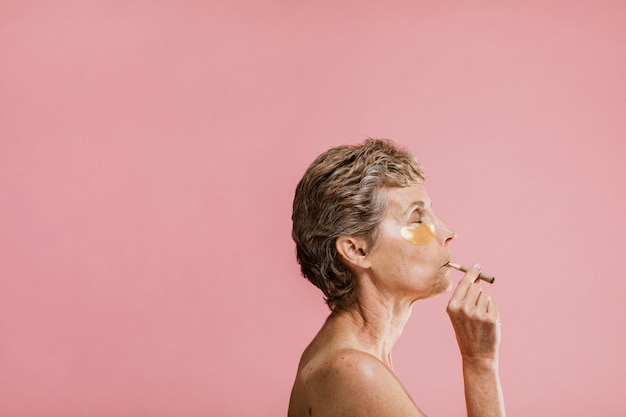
[292,138,425,310]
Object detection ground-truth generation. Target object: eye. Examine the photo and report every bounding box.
[410,207,436,226]
[409,210,423,224]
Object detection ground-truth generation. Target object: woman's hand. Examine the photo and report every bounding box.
[446,263,501,364]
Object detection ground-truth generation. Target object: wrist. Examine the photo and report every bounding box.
[462,355,499,371]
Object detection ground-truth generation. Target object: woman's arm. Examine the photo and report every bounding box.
[447,263,506,417]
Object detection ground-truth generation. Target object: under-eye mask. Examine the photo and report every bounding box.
[400,222,435,245]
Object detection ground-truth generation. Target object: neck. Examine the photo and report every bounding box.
[332,289,413,369]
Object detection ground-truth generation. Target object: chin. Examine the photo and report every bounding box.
[411,270,453,300]
[434,274,453,296]
[417,277,452,301]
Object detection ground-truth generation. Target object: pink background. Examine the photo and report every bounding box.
[1,1,625,416]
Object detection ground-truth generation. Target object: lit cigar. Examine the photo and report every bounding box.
[447,262,495,284]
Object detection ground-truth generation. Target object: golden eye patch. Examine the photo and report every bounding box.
[400,222,435,245]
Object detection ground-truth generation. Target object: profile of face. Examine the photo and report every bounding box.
[365,184,456,301]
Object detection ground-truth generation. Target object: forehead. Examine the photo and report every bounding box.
[382,185,431,217]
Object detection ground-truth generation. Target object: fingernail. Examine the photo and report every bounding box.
[473,263,481,269]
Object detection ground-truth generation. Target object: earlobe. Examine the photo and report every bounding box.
[336,236,371,269]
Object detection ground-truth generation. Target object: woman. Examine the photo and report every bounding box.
[288,139,505,417]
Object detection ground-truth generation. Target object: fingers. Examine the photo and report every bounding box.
[455,284,500,324]
[448,263,482,307]
[476,290,490,312]
[447,263,499,318]
[446,264,502,360]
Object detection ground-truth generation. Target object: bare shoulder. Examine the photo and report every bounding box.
[289,348,427,417]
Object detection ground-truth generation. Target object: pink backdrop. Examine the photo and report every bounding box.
[1,1,625,415]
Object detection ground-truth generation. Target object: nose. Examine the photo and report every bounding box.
[439,218,456,246]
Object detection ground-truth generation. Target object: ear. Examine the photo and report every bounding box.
[335,236,371,270]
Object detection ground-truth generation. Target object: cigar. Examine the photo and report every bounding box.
[447,262,495,284]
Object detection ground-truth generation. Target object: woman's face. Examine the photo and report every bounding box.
[366,184,456,302]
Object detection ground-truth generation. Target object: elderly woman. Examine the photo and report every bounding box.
[288,139,505,417]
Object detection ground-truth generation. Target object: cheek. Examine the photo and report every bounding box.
[370,238,414,273]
